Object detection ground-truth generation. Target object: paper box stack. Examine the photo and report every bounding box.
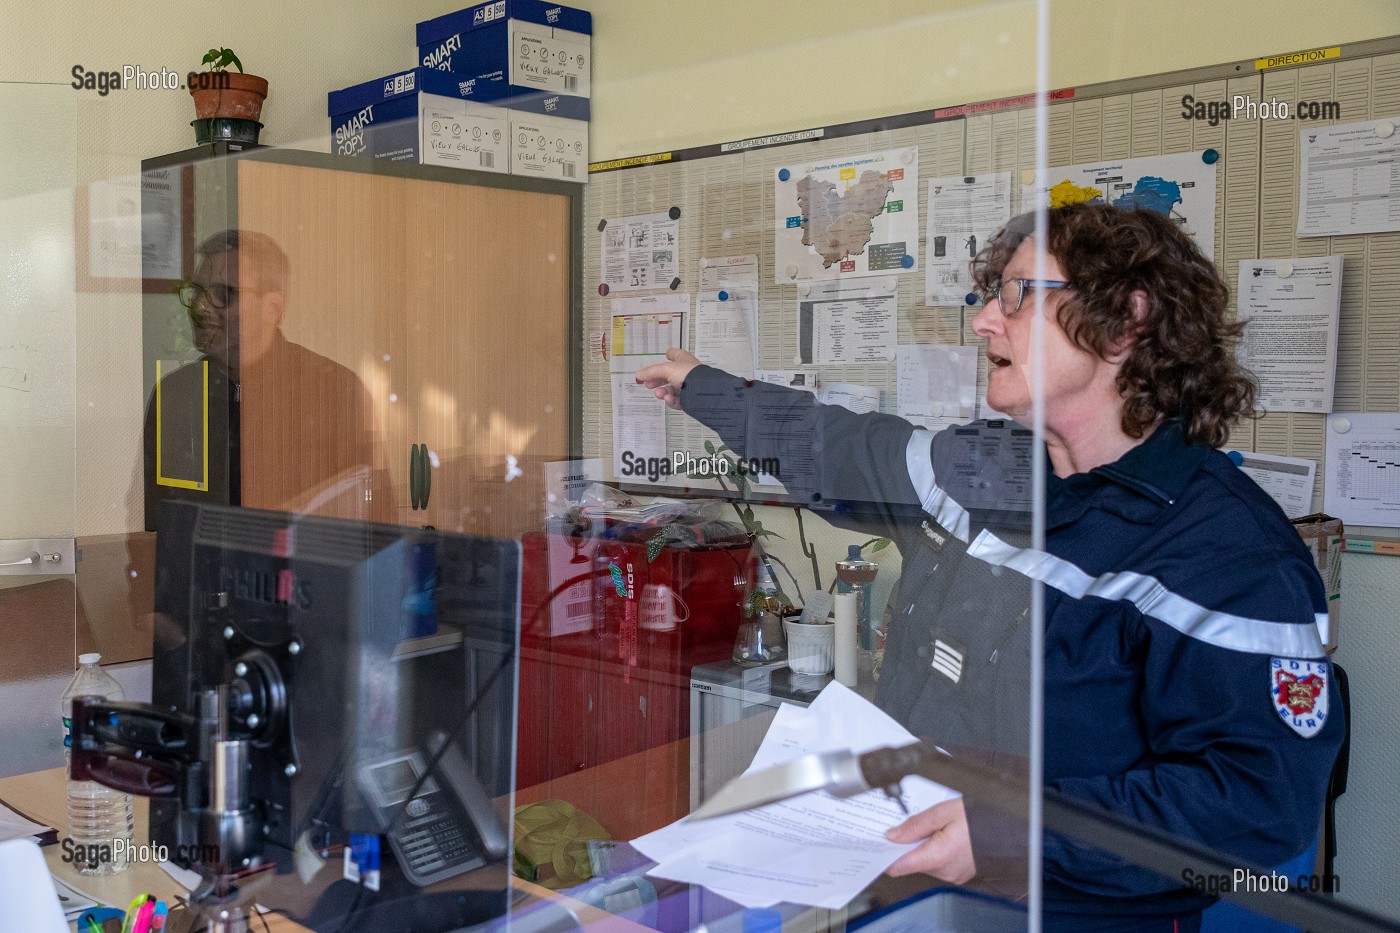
[327,0,591,182]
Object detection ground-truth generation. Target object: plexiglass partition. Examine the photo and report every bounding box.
[4,3,1400,932]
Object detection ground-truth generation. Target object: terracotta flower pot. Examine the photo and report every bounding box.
[189,71,268,121]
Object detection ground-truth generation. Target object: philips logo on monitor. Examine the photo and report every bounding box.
[472,1,505,26]
[221,567,313,611]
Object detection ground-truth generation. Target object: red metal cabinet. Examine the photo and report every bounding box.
[516,530,752,796]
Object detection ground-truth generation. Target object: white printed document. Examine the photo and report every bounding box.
[0,800,52,844]
[1232,451,1317,519]
[796,279,898,365]
[611,375,668,484]
[1324,413,1400,527]
[600,212,681,293]
[695,289,758,379]
[1298,117,1400,237]
[700,254,760,290]
[925,173,1011,306]
[633,682,958,910]
[1236,257,1343,413]
[898,344,978,432]
[609,294,690,374]
[755,370,816,393]
[819,383,880,414]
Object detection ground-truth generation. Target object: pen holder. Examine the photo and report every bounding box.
[783,618,835,675]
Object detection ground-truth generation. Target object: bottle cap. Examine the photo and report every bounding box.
[78,653,101,665]
[847,544,862,559]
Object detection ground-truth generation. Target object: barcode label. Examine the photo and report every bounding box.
[565,600,591,619]
[562,162,576,178]
[564,75,578,92]
[480,150,495,168]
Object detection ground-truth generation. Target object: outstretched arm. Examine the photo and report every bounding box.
[637,350,931,539]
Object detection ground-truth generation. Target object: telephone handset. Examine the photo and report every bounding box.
[356,731,509,887]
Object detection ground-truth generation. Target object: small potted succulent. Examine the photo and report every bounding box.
[189,47,267,145]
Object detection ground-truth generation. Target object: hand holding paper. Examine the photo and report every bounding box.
[632,682,960,909]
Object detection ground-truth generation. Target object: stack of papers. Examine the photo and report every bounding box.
[0,798,55,845]
[632,682,958,909]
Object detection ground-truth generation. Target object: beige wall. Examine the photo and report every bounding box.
[2,1,1397,537]
[585,0,1400,160]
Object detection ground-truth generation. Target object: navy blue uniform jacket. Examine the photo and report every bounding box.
[679,365,1343,928]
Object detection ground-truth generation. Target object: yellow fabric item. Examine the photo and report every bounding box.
[513,800,611,889]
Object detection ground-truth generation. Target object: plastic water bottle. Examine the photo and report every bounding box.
[61,653,134,875]
[835,544,880,650]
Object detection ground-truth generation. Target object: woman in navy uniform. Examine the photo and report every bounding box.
[637,204,1342,932]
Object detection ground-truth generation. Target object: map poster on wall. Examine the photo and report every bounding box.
[599,212,681,293]
[774,147,919,284]
[1021,150,1217,260]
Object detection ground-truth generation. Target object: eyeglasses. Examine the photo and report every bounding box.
[176,282,241,310]
[984,278,1071,314]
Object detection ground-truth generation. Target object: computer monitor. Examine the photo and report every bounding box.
[146,500,521,929]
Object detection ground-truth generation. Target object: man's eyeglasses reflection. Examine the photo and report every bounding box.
[177,281,252,311]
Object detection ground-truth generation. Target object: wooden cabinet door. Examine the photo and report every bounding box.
[233,160,405,523]
[399,180,572,538]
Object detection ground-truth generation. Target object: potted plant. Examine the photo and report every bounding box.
[188,47,267,145]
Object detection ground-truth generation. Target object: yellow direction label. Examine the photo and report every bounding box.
[1255,46,1340,70]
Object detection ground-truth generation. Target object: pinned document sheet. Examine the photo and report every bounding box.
[1324,413,1400,527]
[1298,117,1400,237]
[1236,257,1342,413]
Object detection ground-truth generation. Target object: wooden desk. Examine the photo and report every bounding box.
[0,768,650,933]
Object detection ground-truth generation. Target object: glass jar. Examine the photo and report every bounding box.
[732,608,788,667]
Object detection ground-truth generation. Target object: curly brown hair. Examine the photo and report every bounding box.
[971,203,1256,448]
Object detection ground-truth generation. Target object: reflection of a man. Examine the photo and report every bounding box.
[142,229,385,529]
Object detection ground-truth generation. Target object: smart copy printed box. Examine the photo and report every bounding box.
[417,0,592,99]
[328,67,510,172]
[509,98,588,182]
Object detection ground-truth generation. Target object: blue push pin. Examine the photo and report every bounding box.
[1203,148,1219,165]
[965,293,979,306]
[778,168,791,182]
[900,254,914,269]
[718,290,729,302]
[1226,450,1244,466]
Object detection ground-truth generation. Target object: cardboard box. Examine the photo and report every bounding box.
[417,0,592,99]
[1293,513,1343,653]
[328,67,510,172]
[509,99,588,182]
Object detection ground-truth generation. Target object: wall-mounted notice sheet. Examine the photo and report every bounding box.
[1236,257,1343,413]
[1297,116,1400,238]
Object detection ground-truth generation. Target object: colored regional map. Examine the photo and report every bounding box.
[797,171,894,268]
[774,147,920,283]
[1024,150,1218,259]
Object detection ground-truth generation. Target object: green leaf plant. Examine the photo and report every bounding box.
[201,47,244,73]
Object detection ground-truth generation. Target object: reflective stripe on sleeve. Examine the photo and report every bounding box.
[967,529,1328,657]
[906,429,971,542]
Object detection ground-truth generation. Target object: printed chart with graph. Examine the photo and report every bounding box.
[1324,414,1400,527]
